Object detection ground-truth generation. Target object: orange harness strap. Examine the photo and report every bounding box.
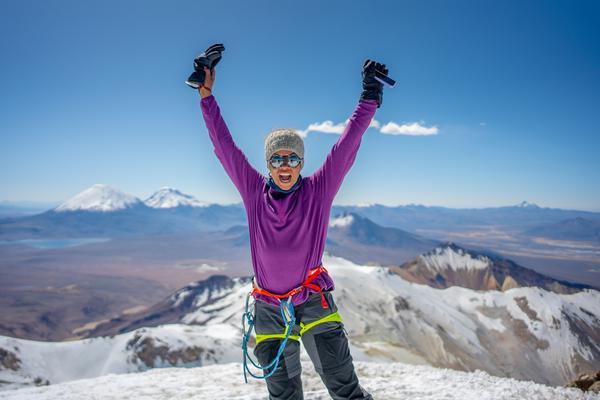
[251,265,329,309]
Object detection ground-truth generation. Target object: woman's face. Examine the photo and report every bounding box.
[268,149,303,190]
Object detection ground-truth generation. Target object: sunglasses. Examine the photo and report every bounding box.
[269,154,303,168]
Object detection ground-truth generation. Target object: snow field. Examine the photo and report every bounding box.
[0,361,596,400]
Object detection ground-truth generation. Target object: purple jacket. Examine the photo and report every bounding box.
[201,95,377,306]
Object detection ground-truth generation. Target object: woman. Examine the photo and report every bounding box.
[198,58,387,400]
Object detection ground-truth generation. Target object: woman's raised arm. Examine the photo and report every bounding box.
[199,67,264,203]
[309,60,386,203]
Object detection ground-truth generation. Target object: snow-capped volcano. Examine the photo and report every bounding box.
[144,187,210,209]
[54,184,143,212]
[516,200,540,208]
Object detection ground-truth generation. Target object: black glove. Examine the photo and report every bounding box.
[360,59,388,108]
[185,43,225,89]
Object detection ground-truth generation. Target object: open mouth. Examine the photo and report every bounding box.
[279,173,292,184]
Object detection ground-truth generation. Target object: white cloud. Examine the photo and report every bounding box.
[296,118,437,138]
[308,120,347,134]
[380,121,438,136]
[296,119,381,138]
[369,119,381,129]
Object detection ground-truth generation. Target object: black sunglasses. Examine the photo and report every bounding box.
[269,154,303,168]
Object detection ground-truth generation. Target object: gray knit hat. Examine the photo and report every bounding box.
[264,128,304,167]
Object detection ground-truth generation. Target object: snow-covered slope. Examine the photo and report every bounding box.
[144,187,210,209]
[1,255,598,390]
[396,243,591,293]
[54,184,143,212]
[418,244,490,271]
[0,324,240,391]
[82,275,252,337]
[2,361,596,400]
[331,255,599,385]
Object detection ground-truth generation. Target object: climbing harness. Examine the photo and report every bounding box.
[241,265,329,382]
[252,265,330,310]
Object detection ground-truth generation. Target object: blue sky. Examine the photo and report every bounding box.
[1,0,599,210]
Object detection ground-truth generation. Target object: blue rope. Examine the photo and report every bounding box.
[241,292,296,383]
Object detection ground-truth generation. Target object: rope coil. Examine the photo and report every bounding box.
[242,293,296,382]
[241,265,328,383]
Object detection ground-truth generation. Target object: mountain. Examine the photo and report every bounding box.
[0,185,247,239]
[0,275,251,389]
[4,189,600,243]
[82,275,251,337]
[0,323,240,391]
[6,253,596,388]
[327,212,438,265]
[54,184,144,212]
[515,200,541,209]
[331,202,600,232]
[144,187,210,209]
[0,361,591,400]
[525,217,600,243]
[394,243,593,293]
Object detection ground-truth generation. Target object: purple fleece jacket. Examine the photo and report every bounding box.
[201,95,377,306]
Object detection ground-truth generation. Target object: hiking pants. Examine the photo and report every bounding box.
[253,291,373,400]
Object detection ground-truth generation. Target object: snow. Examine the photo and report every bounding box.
[418,245,491,271]
[329,214,354,228]
[0,324,240,389]
[144,187,210,208]
[1,254,598,391]
[54,184,142,212]
[0,361,595,400]
[516,201,540,208]
[474,310,507,332]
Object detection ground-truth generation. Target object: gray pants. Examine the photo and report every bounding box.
[253,291,373,400]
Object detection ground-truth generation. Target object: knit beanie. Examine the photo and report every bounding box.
[264,128,304,167]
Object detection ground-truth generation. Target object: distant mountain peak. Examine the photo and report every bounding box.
[405,203,427,208]
[516,200,540,208]
[54,184,142,212]
[356,202,376,208]
[144,187,209,209]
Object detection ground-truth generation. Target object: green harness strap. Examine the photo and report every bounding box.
[255,311,343,346]
[300,311,343,336]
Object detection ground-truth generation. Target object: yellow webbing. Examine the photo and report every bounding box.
[299,311,343,336]
[255,312,343,345]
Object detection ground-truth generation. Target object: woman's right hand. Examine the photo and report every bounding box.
[199,67,215,98]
